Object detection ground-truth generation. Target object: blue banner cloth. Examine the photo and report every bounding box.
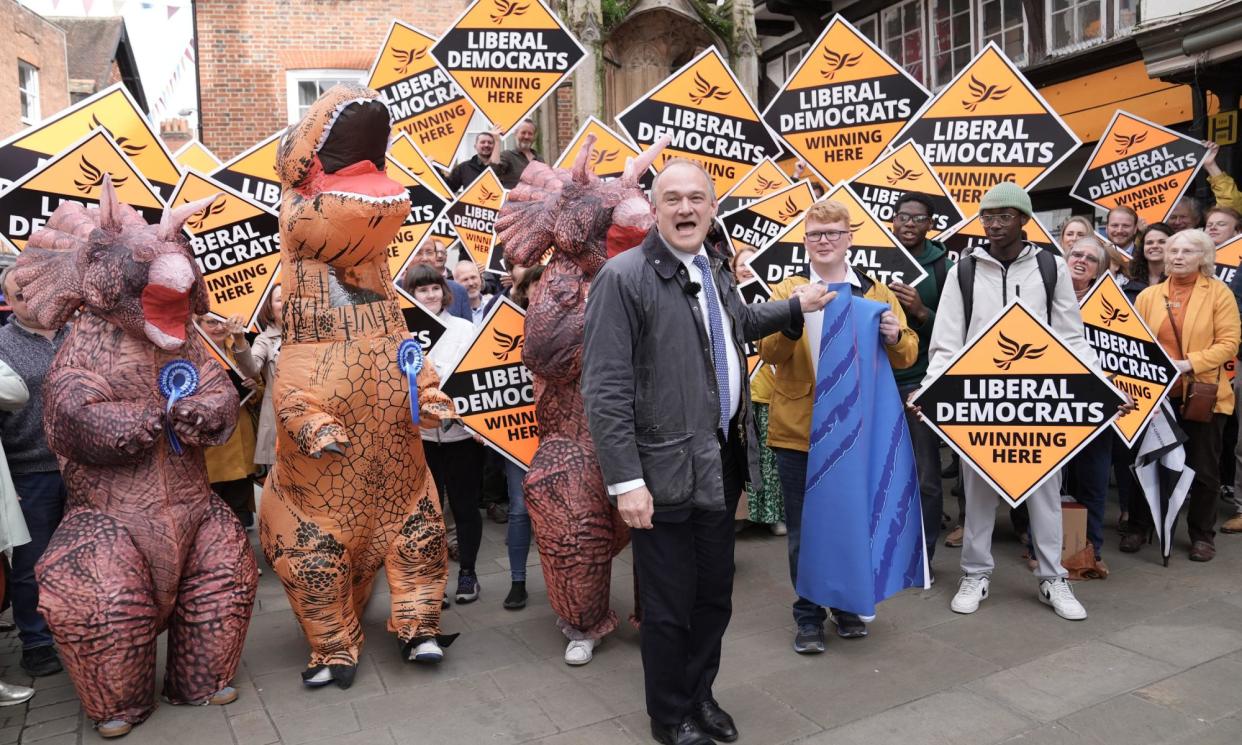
[796,284,926,617]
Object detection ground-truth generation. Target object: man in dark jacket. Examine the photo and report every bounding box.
[582,159,828,745]
[888,192,953,564]
[445,127,501,193]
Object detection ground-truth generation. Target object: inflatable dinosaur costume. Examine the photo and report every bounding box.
[497,134,668,657]
[259,84,456,689]
[14,179,257,738]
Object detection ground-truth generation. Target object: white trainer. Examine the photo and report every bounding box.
[1039,578,1087,621]
[564,639,596,666]
[410,639,444,663]
[950,575,990,614]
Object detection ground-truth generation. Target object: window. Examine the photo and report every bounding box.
[18,61,39,125]
[882,0,927,84]
[285,69,367,124]
[783,45,808,81]
[980,0,1027,63]
[932,0,973,88]
[1047,0,1104,51]
[854,14,880,47]
[1116,0,1140,34]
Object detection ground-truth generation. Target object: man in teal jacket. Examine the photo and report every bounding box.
[888,192,952,567]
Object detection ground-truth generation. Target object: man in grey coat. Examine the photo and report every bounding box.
[582,159,829,745]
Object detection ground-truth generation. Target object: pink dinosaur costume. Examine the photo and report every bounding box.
[497,135,668,649]
[12,179,258,737]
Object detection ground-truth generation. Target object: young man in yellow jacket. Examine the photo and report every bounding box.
[758,199,918,653]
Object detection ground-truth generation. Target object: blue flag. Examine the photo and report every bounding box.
[796,284,926,617]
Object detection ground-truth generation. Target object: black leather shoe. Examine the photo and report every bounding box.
[693,699,739,743]
[650,717,714,745]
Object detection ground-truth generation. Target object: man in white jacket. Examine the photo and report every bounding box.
[919,182,1114,621]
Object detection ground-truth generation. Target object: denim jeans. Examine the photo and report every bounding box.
[504,460,531,582]
[10,471,66,650]
[899,384,945,561]
[771,447,828,628]
[1066,432,1111,559]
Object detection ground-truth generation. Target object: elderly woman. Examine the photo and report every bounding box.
[1123,230,1242,560]
[1063,235,1114,571]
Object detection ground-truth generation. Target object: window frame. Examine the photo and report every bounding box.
[880,0,930,86]
[284,69,368,125]
[854,13,880,47]
[1045,0,1107,54]
[931,0,975,89]
[18,60,40,126]
[978,0,1029,65]
[1114,0,1139,35]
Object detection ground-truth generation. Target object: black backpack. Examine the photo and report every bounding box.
[958,248,1058,341]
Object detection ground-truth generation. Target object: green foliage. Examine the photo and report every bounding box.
[689,0,735,51]
[602,0,639,33]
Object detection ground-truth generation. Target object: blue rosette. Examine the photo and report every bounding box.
[159,359,199,455]
[398,338,424,425]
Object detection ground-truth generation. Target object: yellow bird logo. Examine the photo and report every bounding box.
[186,195,228,231]
[478,185,499,203]
[689,72,731,105]
[993,331,1047,371]
[391,47,427,75]
[820,48,864,81]
[885,161,924,185]
[90,114,146,158]
[73,156,127,194]
[1099,296,1130,327]
[492,328,524,360]
[1112,131,1148,157]
[490,0,528,24]
[962,76,1011,113]
[777,196,801,222]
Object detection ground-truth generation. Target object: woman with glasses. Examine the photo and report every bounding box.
[1124,230,1241,561]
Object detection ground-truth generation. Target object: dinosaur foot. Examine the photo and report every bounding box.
[301,663,357,690]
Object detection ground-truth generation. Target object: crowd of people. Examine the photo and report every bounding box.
[1,115,1241,745]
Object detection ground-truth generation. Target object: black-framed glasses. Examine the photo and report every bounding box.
[893,213,931,225]
[805,230,850,243]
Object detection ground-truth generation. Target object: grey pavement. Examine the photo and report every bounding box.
[3,493,1242,745]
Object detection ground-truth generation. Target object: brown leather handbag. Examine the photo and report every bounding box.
[1166,302,1218,422]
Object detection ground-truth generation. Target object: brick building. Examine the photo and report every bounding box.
[0,0,69,139]
[195,0,471,160]
[50,15,147,109]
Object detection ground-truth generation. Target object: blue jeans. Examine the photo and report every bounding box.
[772,448,828,628]
[10,471,66,650]
[899,384,945,561]
[1067,432,1111,559]
[504,460,531,582]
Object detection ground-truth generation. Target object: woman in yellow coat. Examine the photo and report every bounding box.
[200,314,259,527]
[1123,229,1241,561]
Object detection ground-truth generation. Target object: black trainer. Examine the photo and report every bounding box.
[21,645,63,677]
[503,581,527,610]
[832,611,868,639]
[793,624,825,654]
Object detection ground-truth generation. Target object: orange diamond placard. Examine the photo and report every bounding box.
[431,0,586,133]
[721,180,816,258]
[210,130,283,210]
[763,16,929,187]
[553,116,642,181]
[616,47,781,197]
[848,141,964,238]
[384,156,450,283]
[0,83,181,201]
[1078,273,1178,446]
[1214,234,1242,286]
[444,169,504,269]
[719,158,794,214]
[913,299,1123,507]
[1071,110,1207,225]
[892,43,1081,215]
[938,211,1062,263]
[439,296,539,469]
[369,20,476,168]
[0,129,165,252]
[169,171,281,329]
[393,284,449,356]
[389,133,452,199]
[174,141,223,174]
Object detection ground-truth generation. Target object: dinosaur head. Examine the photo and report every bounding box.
[498,135,670,275]
[12,176,214,351]
[276,83,410,267]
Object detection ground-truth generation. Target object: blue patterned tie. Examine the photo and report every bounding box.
[693,254,731,436]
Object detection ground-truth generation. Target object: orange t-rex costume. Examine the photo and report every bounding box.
[258,84,456,689]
